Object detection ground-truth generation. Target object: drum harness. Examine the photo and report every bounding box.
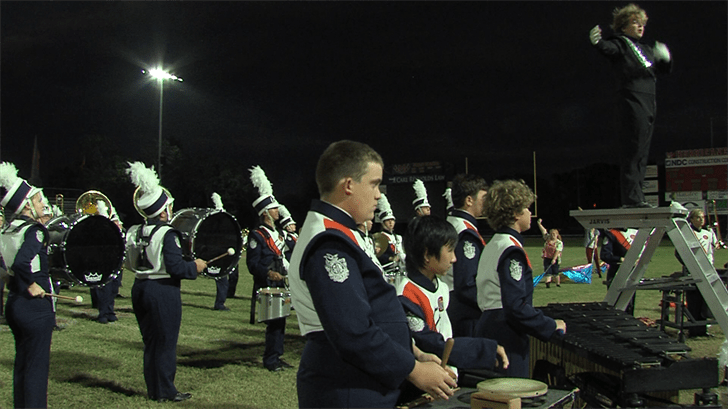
[131,223,168,272]
[0,218,49,281]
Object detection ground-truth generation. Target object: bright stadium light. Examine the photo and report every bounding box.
[141,68,184,181]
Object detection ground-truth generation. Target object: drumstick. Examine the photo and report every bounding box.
[207,248,235,264]
[441,338,455,368]
[47,293,84,303]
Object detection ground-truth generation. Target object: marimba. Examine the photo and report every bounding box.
[531,302,720,407]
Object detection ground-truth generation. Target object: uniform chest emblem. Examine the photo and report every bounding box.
[324,253,349,283]
[407,315,425,332]
[174,236,181,248]
[35,230,44,243]
[249,240,258,249]
[463,241,476,259]
[509,259,523,281]
[437,296,444,312]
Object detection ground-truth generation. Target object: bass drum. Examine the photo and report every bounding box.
[170,208,243,278]
[46,213,125,288]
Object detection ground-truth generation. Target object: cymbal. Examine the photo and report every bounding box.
[371,232,390,257]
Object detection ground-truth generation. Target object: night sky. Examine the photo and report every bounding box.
[1,1,727,226]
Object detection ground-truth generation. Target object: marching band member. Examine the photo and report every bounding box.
[396,215,508,403]
[125,162,206,402]
[412,179,431,217]
[600,226,638,315]
[446,173,488,338]
[0,162,54,409]
[357,219,377,261]
[289,140,456,408]
[590,3,672,208]
[443,187,454,216]
[376,193,405,271]
[88,198,124,323]
[475,179,566,378]
[211,192,232,312]
[246,166,292,372]
[675,209,720,336]
[277,204,298,261]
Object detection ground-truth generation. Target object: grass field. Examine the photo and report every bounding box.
[1,236,728,408]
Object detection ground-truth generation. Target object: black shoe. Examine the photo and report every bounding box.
[115,294,125,299]
[556,284,561,287]
[98,316,109,324]
[158,392,192,403]
[279,359,294,369]
[107,315,118,322]
[266,364,284,372]
[214,306,231,311]
[545,282,550,288]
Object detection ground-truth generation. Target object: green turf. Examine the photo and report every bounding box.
[1,236,727,408]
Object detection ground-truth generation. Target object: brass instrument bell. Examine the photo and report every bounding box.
[76,190,113,216]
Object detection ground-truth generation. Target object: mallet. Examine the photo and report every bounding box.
[47,293,84,303]
[207,247,235,264]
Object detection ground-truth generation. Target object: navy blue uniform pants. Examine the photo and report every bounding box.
[226,268,239,298]
[91,276,120,320]
[297,334,400,408]
[263,317,286,368]
[132,278,182,400]
[475,309,530,378]
[214,276,229,309]
[447,291,481,338]
[6,292,55,409]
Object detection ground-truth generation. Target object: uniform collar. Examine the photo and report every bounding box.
[499,227,524,245]
[312,199,358,231]
[407,268,438,292]
[451,209,478,226]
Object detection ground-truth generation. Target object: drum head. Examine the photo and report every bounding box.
[171,208,242,277]
[49,214,125,287]
[476,378,548,398]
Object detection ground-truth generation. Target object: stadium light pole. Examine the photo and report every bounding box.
[142,68,183,182]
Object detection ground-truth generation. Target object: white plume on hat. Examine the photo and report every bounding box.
[377,193,395,222]
[127,161,161,197]
[279,204,291,220]
[211,192,225,211]
[127,161,172,218]
[96,200,110,218]
[250,165,273,197]
[0,161,42,217]
[443,187,454,210]
[0,162,21,189]
[278,204,295,228]
[250,165,279,215]
[412,179,430,210]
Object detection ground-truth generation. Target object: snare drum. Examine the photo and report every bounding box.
[382,263,403,288]
[46,213,125,287]
[256,287,292,322]
[170,208,243,277]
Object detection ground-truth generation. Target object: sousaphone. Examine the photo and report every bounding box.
[76,190,113,216]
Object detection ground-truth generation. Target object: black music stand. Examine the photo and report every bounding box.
[635,275,713,342]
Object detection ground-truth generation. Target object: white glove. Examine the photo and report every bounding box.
[589,25,602,45]
[654,41,671,62]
